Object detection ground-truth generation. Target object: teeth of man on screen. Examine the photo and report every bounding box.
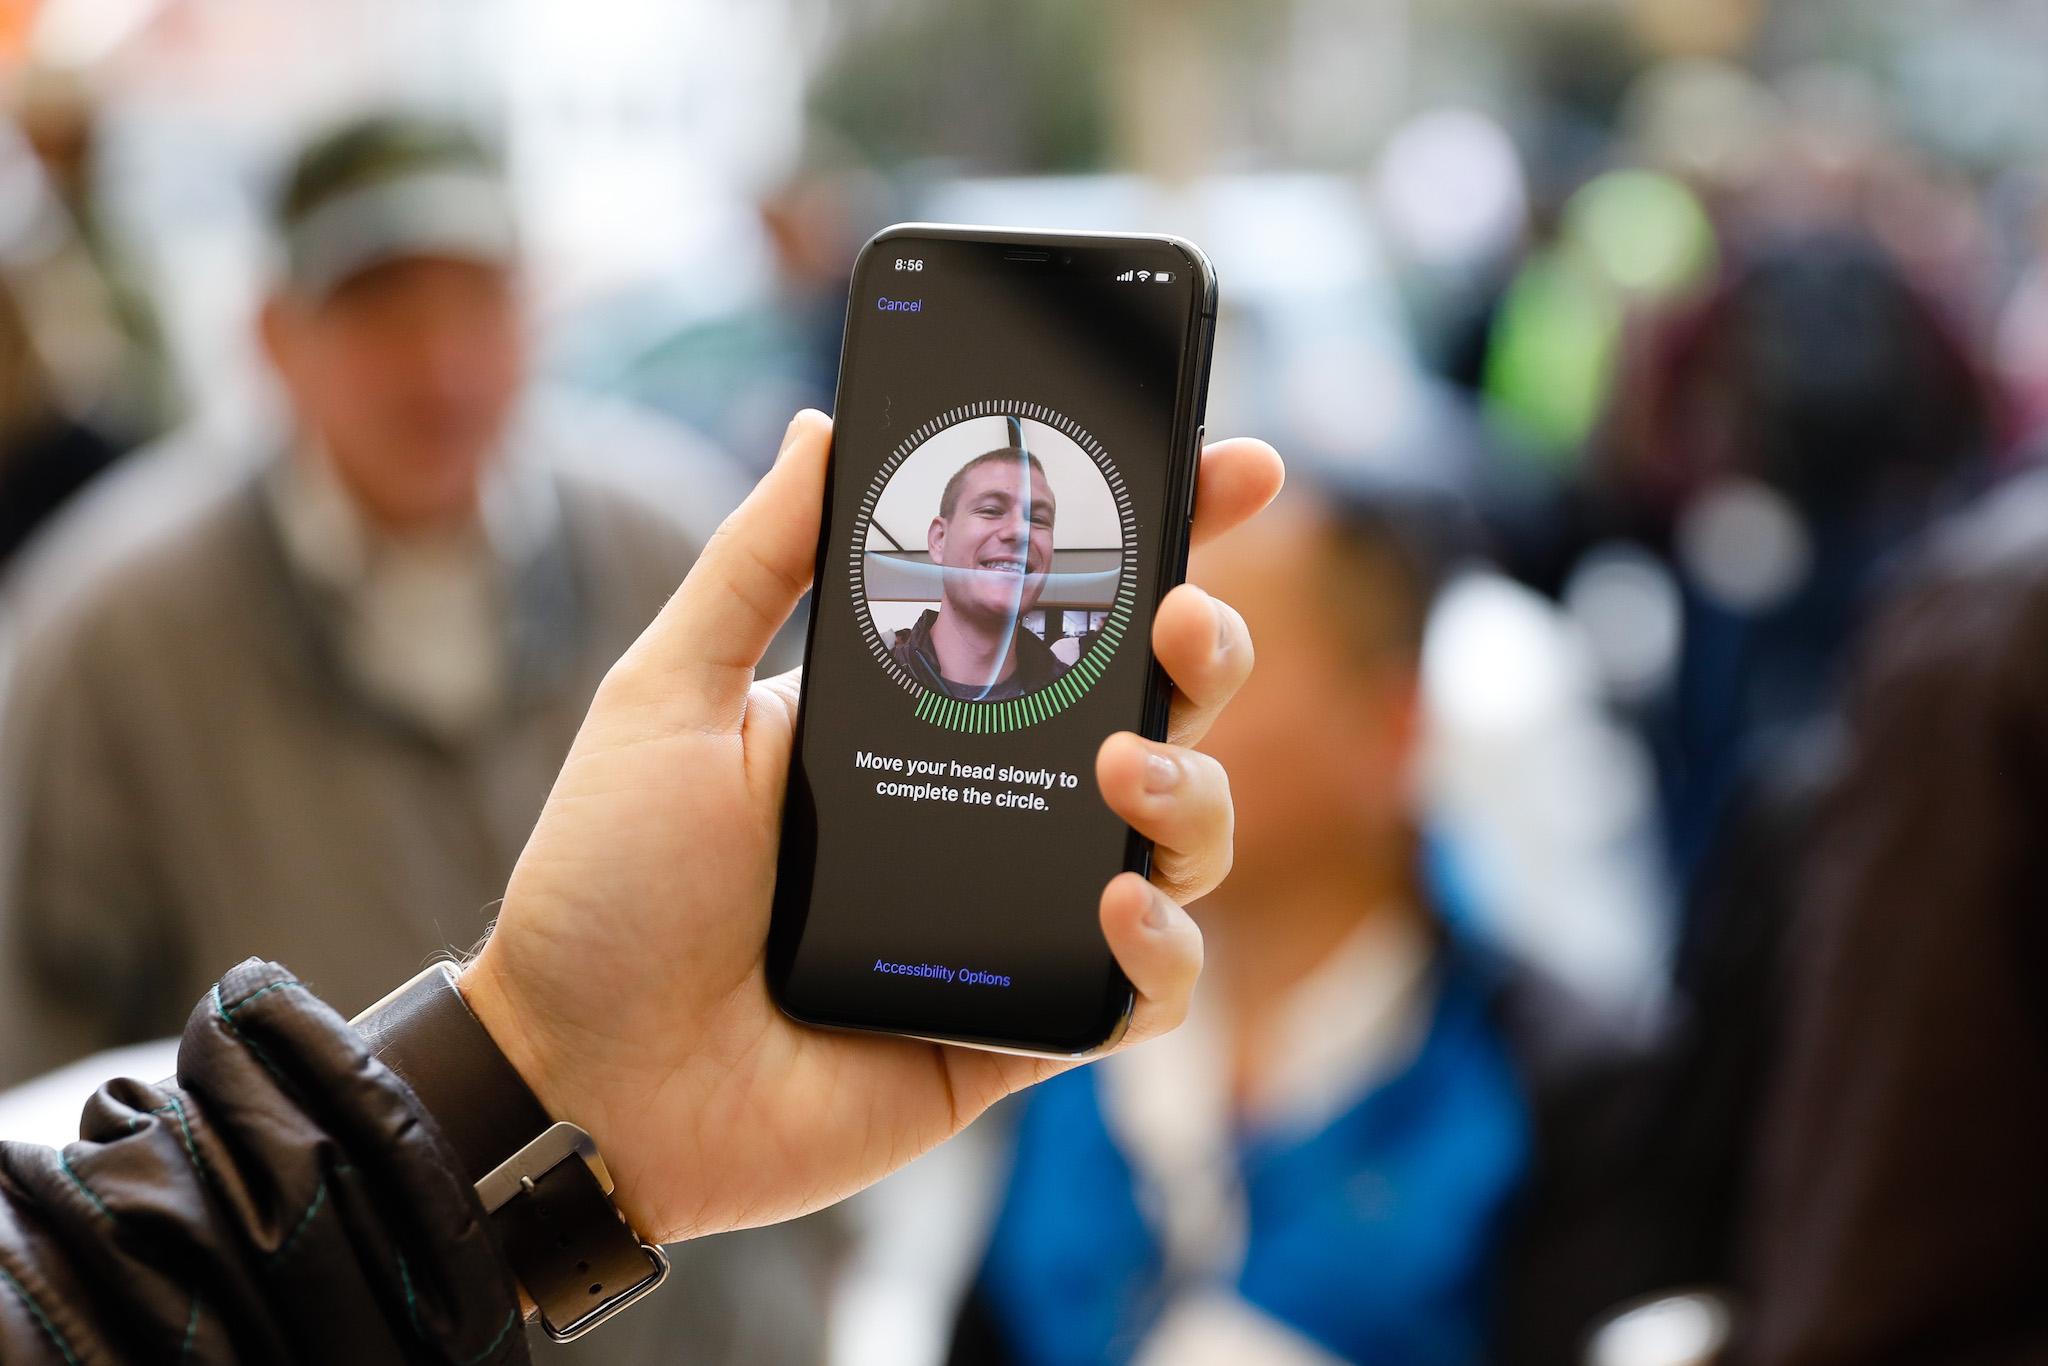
[942,562,1046,619]
[862,558,1121,600]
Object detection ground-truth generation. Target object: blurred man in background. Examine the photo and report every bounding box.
[0,109,834,1363]
[944,480,1684,1366]
[1584,229,2006,1306]
[1611,231,1995,885]
[0,112,690,1070]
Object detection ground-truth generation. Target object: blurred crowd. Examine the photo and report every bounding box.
[5,1,2048,1363]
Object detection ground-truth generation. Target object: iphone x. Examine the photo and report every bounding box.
[768,223,1217,1055]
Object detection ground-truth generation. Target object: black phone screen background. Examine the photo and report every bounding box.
[772,234,1205,1052]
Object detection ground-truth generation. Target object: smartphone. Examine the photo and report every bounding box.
[768,223,1217,1056]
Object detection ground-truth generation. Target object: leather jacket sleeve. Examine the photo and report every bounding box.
[0,958,530,1363]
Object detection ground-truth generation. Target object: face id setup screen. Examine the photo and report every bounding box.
[772,235,1204,1050]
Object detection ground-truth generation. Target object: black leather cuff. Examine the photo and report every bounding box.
[352,963,669,1341]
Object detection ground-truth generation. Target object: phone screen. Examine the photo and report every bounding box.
[770,226,1214,1054]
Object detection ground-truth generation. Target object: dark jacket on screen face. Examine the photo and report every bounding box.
[888,607,1065,702]
[0,959,531,1364]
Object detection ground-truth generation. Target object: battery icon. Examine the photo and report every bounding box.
[1154,272,1173,283]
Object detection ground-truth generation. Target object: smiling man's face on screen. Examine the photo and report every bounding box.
[929,449,1056,624]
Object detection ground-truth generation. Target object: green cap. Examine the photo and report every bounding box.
[274,112,517,297]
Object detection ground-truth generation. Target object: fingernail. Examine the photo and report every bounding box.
[1144,892,1172,931]
[1144,753,1182,794]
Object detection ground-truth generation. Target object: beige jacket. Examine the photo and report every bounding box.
[0,463,693,1082]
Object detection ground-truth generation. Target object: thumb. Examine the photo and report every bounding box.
[603,410,831,731]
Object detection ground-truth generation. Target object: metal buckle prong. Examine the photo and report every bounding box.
[473,1120,613,1213]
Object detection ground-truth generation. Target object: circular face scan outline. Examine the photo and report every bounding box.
[849,400,1137,733]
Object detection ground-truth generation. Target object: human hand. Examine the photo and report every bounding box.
[462,411,1283,1242]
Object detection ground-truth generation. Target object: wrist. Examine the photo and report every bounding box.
[455,950,653,1236]
[455,950,556,1115]
[357,959,671,1340]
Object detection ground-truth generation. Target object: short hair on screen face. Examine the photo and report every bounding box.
[938,447,1050,520]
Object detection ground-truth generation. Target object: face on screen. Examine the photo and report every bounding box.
[931,455,1053,627]
[771,231,1209,1053]
[862,418,1121,706]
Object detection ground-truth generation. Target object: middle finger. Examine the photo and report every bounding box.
[1152,582,1255,749]
[1096,731,1234,905]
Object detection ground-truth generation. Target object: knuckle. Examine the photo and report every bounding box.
[711,521,811,620]
[1168,700,1219,749]
[591,648,653,712]
[1152,859,1207,906]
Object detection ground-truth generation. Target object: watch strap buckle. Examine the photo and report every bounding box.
[474,1120,612,1213]
[474,1120,671,1343]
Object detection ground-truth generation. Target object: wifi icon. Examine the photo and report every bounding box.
[1136,270,1151,282]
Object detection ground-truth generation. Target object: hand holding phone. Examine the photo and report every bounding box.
[463,411,1281,1243]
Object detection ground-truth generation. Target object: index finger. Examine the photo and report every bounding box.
[1190,437,1284,548]
[1151,583,1254,749]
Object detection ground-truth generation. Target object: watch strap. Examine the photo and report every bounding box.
[353,963,668,1340]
